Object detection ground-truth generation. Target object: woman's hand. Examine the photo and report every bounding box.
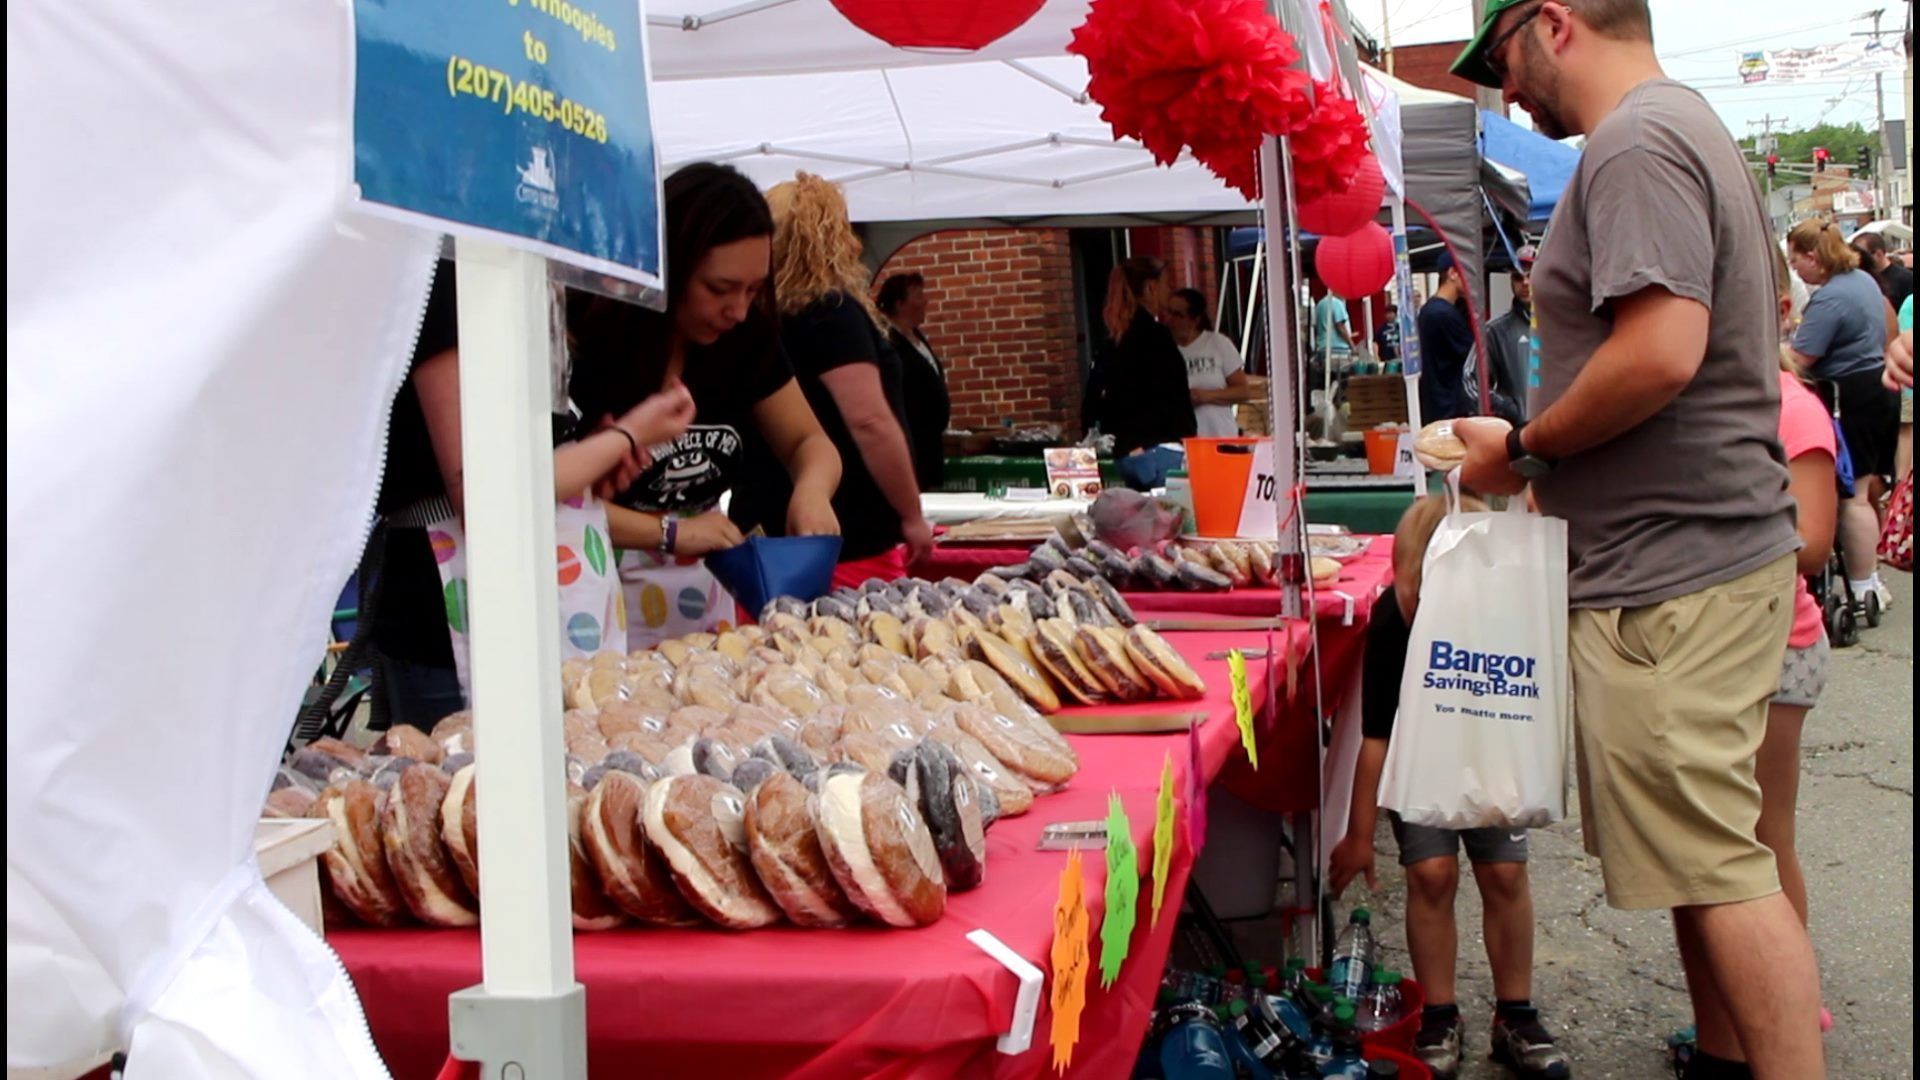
[1327,831,1377,898]
[900,514,934,566]
[672,510,745,557]
[787,495,841,538]
[618,381,696,448]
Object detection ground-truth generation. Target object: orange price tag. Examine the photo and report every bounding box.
[1049,849,1091,1074]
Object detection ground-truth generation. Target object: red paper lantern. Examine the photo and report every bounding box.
[1314,222,1395,300]
[1297,153,1384,237]
[832,0,1045,50]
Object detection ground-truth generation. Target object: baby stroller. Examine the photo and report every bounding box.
[1808,381,1873,648]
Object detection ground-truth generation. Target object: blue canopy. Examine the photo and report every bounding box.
[1479,110,1579,226]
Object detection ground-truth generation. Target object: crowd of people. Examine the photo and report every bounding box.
[1322,3,1915,1079]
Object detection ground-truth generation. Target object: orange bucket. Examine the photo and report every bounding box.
[1184,437,1263,537]
[1365,426,1407,476]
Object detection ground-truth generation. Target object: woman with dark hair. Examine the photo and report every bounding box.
[1164,286,1257,437]
[1088,256,1196,490]
[877,271,951,490]
[730,172,930,579]
[1786,218,1900,617]
[569,162,843,645]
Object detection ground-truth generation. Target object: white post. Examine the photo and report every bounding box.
[446,240,587,1078]
[1260,135,1304,625]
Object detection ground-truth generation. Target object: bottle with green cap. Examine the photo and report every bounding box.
[1357,968,1405,1034]
[1328,908,1376,1001]
[1321,1001,1369,1078]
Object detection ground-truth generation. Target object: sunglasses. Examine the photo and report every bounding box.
[1485,2,1548,83]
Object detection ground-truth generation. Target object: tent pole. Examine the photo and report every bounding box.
[1390,196,1427,496]
[446,241,587,1079]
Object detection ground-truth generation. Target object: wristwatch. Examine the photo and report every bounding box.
[1506,425,1556,481]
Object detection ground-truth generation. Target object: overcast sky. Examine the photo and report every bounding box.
[1350,0,1912,139]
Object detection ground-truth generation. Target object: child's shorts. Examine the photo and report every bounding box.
[1388,811,1530,866]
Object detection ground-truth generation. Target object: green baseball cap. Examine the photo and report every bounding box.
[1451,0,1534,88]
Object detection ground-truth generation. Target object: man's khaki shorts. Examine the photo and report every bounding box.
[1569,556,1796,911]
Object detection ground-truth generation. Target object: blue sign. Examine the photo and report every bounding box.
[353,0,661,288]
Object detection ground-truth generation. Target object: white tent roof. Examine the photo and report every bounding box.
[647,1,1483,228]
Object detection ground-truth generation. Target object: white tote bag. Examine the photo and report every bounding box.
[1377,477,1571,829]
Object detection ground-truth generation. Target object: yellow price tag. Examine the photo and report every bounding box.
[1152,752,1176,927]
[1228,648,1258,770]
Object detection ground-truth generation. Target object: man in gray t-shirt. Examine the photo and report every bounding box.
[1453,2,1824,1076]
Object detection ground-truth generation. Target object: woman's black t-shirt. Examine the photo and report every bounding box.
[566,296,793,516]
[889,325,951,491]
[1094,307,1199,455]
[730,293,910,561]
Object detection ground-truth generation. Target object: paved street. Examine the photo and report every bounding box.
[1353,571,1911,1078]
[1217,571,1912,1078]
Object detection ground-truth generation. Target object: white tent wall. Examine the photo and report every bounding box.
[7,0,431,1074]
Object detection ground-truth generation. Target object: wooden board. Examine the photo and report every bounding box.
[1345,374,1409,429]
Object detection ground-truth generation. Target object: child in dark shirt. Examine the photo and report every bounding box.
[1329,496,1569,1080]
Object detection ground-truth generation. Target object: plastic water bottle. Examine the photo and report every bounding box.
[1159,1003,1237,1080]
[1221,1001,1278,1080]
[1281,957,1308,992]
[1357,969,1405,1034]
[1320,1001,1369,1079]
[1329,908,1377,1001]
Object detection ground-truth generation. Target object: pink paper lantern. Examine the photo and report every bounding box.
[1297,153,1385,238]
[1314,222,1395,300]
[832,0,1045,50]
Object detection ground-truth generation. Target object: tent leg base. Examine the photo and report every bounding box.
[448,983,587,1080]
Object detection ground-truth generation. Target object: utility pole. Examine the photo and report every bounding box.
[1380,0,1394,75]
[1855,9,1896,217]
[1748,113,1790,206]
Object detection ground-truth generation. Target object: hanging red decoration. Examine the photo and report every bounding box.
[1068,0,1314,198]
[1314,222,1395,299]
[1288,80,1373,204]
[831,0,1046,51]
[1297,152,1384,237]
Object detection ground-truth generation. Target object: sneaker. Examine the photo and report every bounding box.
[1667,1025,1697,1077]
[1490,1005,1572,1078]
[1414,1012,1465,1079]
[1874,578,1895,614]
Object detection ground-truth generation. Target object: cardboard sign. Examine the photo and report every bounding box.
[1043,447,1104,501]
[1234,439,1281,539]
[1393,431,1421,478]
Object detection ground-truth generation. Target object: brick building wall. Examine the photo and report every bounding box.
[1382,42,1486,103]
[874,226,1221,437]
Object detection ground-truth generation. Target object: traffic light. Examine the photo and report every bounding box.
[1813,147,1830,172]
[1767,154,1779,179]
[1857,146,1872,174]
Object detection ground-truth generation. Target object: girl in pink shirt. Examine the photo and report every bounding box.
[1768,248,1840,1030]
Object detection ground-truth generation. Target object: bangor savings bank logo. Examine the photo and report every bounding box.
[517,146,559,213]
[1423,641,1542,701]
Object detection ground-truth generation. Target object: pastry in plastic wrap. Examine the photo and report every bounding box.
[862,611,911,657]
[1031,619,1106,705]
[728,757,780,793]
[970,629,1063,713]
[1413,419,1466,470]
[949,702,1077,786]
[1088,577,1138,627]
[813,769,946,928]
[1073,623,1155,701]
[1208,544,1252,588]
[440,763,481,896]
[643,775,783,930]
[264,786,317,818]
[753,666,830,719]
[1124,625,1208,700]
[289,746,357,788]
[1248,542,1278,587]
[1311,556,1343,584]
[582,771,700,927]
[381,764,478,927]
[925,724,1034,817]
[307,736,367,767]
[567,784,628,930]
[691,737,741,782]
[752,734,820,779]
[745,770,861,928]
[370,724,442,765]
[889,742,987,892]
[312,780,408,927]
[835,730,903,774]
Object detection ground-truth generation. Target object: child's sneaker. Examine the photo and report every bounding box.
[1489,1005,1571,1078]
[1414,1009,1464,1079]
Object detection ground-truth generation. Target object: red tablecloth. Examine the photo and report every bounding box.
[330,624,1368,1079]
[912,543,1034,582]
